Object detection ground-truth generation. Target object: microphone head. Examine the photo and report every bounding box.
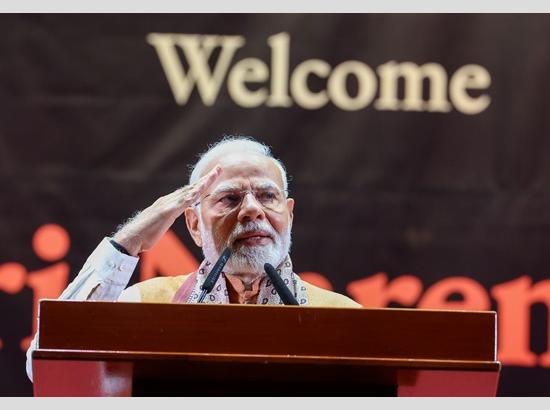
[219,246,232,262]
[201,247,232,292]
[263,262,299,305]
[264,263,281,281]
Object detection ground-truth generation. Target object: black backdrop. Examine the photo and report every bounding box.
[1,14,550,396]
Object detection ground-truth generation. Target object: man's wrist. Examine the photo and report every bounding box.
[111,231,142,256]
[109,238,132,255]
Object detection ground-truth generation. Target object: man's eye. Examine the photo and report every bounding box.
[258,191,277,202]
[219,194,241,205]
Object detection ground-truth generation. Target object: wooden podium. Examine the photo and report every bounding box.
[32,300,500,396]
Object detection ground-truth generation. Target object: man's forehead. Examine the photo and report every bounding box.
[202,152,284,188]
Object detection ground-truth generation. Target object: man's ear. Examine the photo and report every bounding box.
[286,198,294,225]
[184,207,203,247]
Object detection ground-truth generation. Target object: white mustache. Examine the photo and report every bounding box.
[227,221,278,247]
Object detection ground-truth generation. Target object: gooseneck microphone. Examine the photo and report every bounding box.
[198,247,232,303]
[264,263,300,305]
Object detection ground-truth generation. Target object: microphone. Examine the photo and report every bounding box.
[264,263,300,305]
[198,247,232,303]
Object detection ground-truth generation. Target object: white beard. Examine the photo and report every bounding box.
[200,218,292,275]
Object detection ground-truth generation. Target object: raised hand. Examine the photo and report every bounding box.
[112,165,221,256]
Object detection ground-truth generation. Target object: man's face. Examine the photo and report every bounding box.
[185,152,295,274]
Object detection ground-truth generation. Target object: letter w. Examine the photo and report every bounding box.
[147,33,245,105]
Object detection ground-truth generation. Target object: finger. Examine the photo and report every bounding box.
[194,165,222,195]
[165,185,192,201]
[171,165,222,206]
[198,165,222,187]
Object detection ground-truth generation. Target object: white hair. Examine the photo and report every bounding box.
[189,136,288,192]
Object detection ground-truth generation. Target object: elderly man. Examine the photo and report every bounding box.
[26,136,360,381]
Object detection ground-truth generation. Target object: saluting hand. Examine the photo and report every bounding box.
[112,165,221,256]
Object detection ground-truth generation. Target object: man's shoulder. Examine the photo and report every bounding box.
[304,282,362,308]
[139,273,194,287]
[129,272,195,303]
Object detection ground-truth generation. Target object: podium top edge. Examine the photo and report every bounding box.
[38,299,497,315]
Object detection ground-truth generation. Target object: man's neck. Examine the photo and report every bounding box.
[225,271,261,287]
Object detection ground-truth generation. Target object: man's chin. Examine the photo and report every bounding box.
[231,243,271,259]
[226,245,279,272]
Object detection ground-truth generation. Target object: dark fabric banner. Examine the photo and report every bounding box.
[1,13,550,396]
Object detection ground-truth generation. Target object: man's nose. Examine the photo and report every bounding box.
[237,192,266,222]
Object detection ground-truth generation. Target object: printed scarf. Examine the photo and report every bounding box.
[172,255,309,305]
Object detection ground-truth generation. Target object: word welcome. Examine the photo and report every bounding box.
[147,32,491,114]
